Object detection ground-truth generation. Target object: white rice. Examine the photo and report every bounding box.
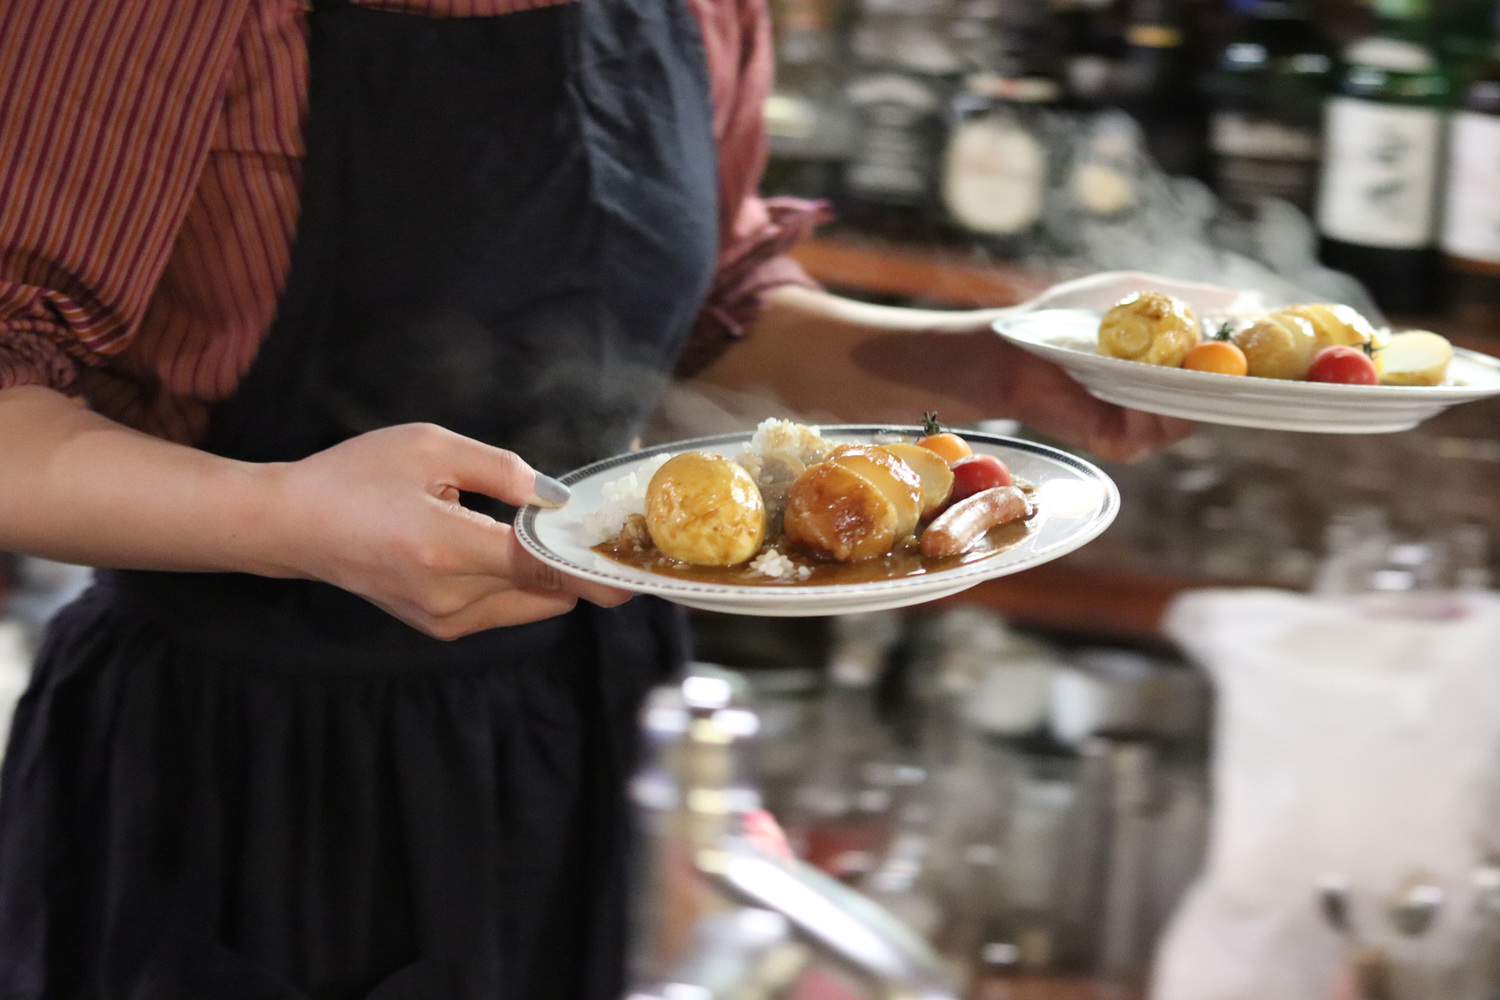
[574,453,672,545]
[749,549,812,580]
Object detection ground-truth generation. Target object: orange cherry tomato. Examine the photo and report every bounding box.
[916,432,973,464]
[1182,341,1249,376]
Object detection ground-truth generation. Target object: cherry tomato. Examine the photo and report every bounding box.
[916,432,972,464]
[1307,345,1378,385]
[1182,341,1248,376]
[949,453,1012,504]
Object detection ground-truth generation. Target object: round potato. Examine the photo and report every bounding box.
[646,453,766,566]
[1097,291,1201,368]
[784,462,898,562]
[1234,312,1318,380]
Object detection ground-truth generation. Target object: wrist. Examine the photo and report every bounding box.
[206,459,307,580]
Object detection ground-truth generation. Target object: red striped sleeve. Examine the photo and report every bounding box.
[2,0,821,441]
[0,0,253,403]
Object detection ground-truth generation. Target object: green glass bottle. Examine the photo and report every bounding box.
[1316,0,1452,313]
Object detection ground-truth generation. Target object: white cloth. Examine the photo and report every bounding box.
[1150,589,1500,1000]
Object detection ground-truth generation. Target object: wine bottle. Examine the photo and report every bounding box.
[1206,0,1337,213]
[1441,0,1500,320]
[1315,0,1452,313]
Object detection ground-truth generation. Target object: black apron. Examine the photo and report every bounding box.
[0,0,718,995]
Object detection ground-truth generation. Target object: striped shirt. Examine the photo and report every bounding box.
[0,0,824,444]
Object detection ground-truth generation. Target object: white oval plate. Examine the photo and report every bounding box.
[992,271,1500,434]
[514,427,1118,617]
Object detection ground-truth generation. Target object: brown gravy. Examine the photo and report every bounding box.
[592,515,1037,587]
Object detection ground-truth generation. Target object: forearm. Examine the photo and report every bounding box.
[694,285,1010,425]
[0,386,292,575]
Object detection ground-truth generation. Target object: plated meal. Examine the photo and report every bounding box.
[514,424,1118,617]
[582,417,1037,588]
[994,272,1500,434]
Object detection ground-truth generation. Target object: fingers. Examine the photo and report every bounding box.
[417,426,570,509]
[1088,408,1195,464]
[1001,350,1194,463]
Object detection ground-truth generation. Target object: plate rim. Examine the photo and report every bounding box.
[514,425,1119,604]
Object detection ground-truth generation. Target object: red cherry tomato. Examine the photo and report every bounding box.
[1307,345,1378,385]
[949,454,1012,505]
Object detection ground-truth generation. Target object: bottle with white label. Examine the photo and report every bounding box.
[1315,0,1452,313]
[1441,2,1500,320]
[942,74,1060,255]
[1206,0,1337,214]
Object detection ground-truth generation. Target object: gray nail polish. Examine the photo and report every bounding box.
[529,473,571,508]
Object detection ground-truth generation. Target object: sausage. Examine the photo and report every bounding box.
[919,485,1031,559]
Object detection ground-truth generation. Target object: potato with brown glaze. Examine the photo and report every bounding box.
[646,453,766,566]
[783,461,899,562]
[1234,312,1318,380]
[882,443,954,519]
[1097,291,1201,367]
[827,445,923,538]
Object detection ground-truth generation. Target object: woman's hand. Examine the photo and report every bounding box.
[266,423,632,639]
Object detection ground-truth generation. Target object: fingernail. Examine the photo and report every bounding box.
[528,472,571,508]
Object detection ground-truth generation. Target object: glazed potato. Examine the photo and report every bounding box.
[784,462,900,562]
[882,443,955,519]
[1097,291,1201,367]
[828,446,923,538]
[646,453,766,566]
[1234,312,1318,380]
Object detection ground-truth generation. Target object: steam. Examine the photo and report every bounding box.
[1032,110,1382,321]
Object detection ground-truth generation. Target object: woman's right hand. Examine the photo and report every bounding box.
[266,423,632,639]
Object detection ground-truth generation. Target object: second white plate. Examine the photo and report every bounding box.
[992,272,1500,434]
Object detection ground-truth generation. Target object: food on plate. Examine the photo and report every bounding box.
[915,412,974,464]
[1233,312,1318,380]
[881,442,955,518]
[825,445,924,539]
[950,453,1013,504]
[1181,340,1248,376]
[1096,291,1200,367]
[1089,292,1461,389]
[1378,330,1453,386]
[921,486,1032,559]
[584,419,1038,585]
[1280,303,1379,354]
[783,458,907,562]
[1307,345,1378,385]
[645,452,765,566]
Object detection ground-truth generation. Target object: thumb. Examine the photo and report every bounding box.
[436,434,572,509]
